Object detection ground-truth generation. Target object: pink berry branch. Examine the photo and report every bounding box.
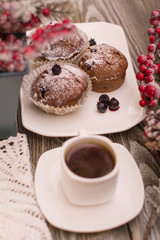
[0,0,53,34]
[136,9,160,151]
[24,19,74,59]
[0,19,74,72]
[136,9,160,110]
[0,34,26,72]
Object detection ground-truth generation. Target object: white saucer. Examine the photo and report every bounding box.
[35,143,144,233]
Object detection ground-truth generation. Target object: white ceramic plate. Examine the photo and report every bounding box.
[20,22,145,137]
[35,143,144,233]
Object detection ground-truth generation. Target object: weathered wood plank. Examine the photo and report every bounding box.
[49,225,130,240]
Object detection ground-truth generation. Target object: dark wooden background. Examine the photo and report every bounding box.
[18,0,160,239]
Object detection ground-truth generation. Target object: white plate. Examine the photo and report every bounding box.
[20,22,145,137]
[35,143,144,233]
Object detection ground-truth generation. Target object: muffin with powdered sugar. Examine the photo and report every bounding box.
[78,44,128,93]
[22,62,91,115]
[34,25,89,65]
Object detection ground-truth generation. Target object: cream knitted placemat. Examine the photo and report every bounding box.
[0,133,52,240]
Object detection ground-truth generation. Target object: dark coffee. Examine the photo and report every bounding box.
[65,143,115,178]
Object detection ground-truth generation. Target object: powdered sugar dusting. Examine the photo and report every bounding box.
[85,58,105,67]
[32,64,88,107]
[41,28,84,60]
[79,44,128,75]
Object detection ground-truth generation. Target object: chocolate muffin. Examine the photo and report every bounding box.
[31,63,89,108]
[39,26,89,62]
[78,44,128,92]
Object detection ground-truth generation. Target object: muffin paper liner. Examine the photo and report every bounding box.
[30,26,89,67]
[22,61,92,115]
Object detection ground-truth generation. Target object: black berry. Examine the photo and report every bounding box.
[40,86,46,98]
[52,64,61,75]
[99,94,110,106]
[109,97,119,110]
[85,63,91,70]
[89,38,96,46]
[97,102,107,113]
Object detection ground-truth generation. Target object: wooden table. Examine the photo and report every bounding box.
[18,0,160,239]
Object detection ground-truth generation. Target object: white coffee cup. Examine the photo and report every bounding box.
[60,129,120,206]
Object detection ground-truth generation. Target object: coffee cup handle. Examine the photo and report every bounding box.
[78,129,88,136]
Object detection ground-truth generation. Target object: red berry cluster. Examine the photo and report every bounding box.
[0,19,74,72]
[136,9,160,108]
[0,1,51,34]
[0,34,26,72]
[24,19,74,59]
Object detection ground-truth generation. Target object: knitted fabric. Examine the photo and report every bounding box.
[0,133,52,240]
